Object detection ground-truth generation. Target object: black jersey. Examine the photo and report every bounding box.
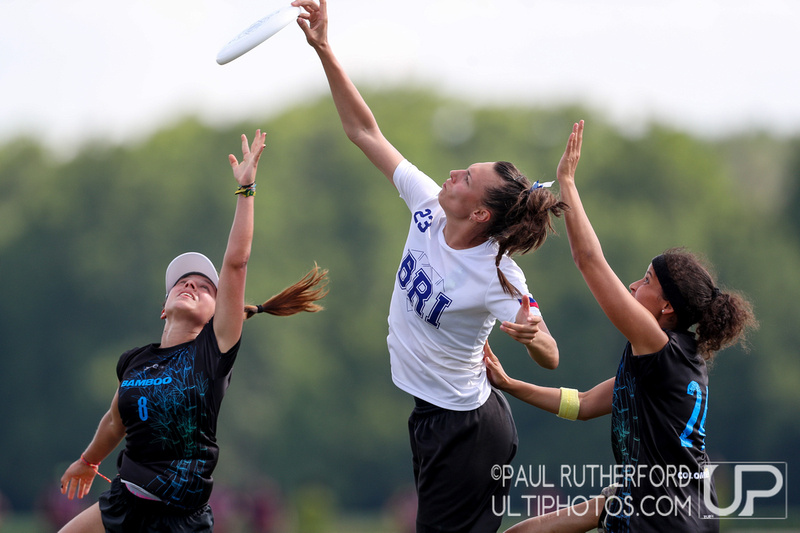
[115,320,240,509]
[606,330,719,532]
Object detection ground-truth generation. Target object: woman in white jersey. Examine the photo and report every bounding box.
[292,2,566,531]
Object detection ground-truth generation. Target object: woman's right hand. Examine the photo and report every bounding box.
[60,459,98,500]
[293,0,328,49]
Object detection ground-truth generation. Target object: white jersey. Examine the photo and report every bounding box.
[388,160,541,411]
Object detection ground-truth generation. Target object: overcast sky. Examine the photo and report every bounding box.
[1,0,798,156]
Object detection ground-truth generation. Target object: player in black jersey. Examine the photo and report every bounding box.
[484,121,757,532]
[58,131,328,532]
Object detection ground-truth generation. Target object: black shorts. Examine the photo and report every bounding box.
[98,477,214,533]
[409,388,518,533]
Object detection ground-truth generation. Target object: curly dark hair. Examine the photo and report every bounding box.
[659,248,758,360]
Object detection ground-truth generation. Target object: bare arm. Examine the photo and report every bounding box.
[60,389,126,499]
[214,131,266,354]
[293,0,404,183]
[556,121,668,355]
[484,343,613,421]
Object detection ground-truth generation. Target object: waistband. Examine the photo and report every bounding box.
[413,396,445,414]
[413,389,500,416]
[122,479,162,501]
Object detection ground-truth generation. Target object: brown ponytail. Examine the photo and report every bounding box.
[243,264,329,319]
[484,161,568,296]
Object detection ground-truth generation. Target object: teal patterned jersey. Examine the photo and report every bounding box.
[606,330,718,532]
[115,320,240,509]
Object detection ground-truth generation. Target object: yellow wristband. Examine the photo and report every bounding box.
[557,387,580,421]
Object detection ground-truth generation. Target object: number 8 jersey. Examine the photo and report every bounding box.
[115,320,240,510]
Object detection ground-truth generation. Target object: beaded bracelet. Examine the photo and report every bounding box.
[235,182,257,197]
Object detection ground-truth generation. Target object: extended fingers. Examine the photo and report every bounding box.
[482,342,497,361]
[293,0,323,22]
[571,120,584,157]
[501,320,540,341]
[65,478,78,500]
[82,478,93,499]
[251,130,267,158]
[292,0,320,11]
[566,127,578,157]
[230,130,266,168]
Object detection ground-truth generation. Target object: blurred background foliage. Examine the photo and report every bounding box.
[1,90,798,531]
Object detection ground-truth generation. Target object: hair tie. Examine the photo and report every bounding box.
[256,304,265,314]
[528,180,554,193]
[711,287,721,299]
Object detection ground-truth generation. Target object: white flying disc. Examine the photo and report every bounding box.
[216,5,301,65]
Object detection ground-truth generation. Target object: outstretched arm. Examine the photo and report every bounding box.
[484,343,613,421]
[60,390,126,499]
[556,121,668,355]
[293,0,404,183]
[214,130,267,353]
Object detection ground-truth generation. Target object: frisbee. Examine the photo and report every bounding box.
[216,5,301,65]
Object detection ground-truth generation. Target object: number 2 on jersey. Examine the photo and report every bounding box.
[679,381,707,449]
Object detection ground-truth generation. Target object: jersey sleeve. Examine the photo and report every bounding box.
[116,347,142,382]
[197,320,240,379]
[393,159,442,212]
[486,257,540,323]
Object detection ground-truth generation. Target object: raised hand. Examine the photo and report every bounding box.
[228,129,267,187]
[293,0,328,49]
[556,120,584,184]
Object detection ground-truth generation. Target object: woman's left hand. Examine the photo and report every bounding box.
[556,120,583,184]
[483,342,512,390]
[229,129,267,186]
[499,295,541,347]
[60,460,98,500]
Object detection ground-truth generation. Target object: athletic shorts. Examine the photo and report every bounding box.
[408,388,518,533]
[98,476,214,533]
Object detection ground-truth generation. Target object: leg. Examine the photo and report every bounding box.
[410,391,518,533]
[58,502,105,533]
[504,496,605,533]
